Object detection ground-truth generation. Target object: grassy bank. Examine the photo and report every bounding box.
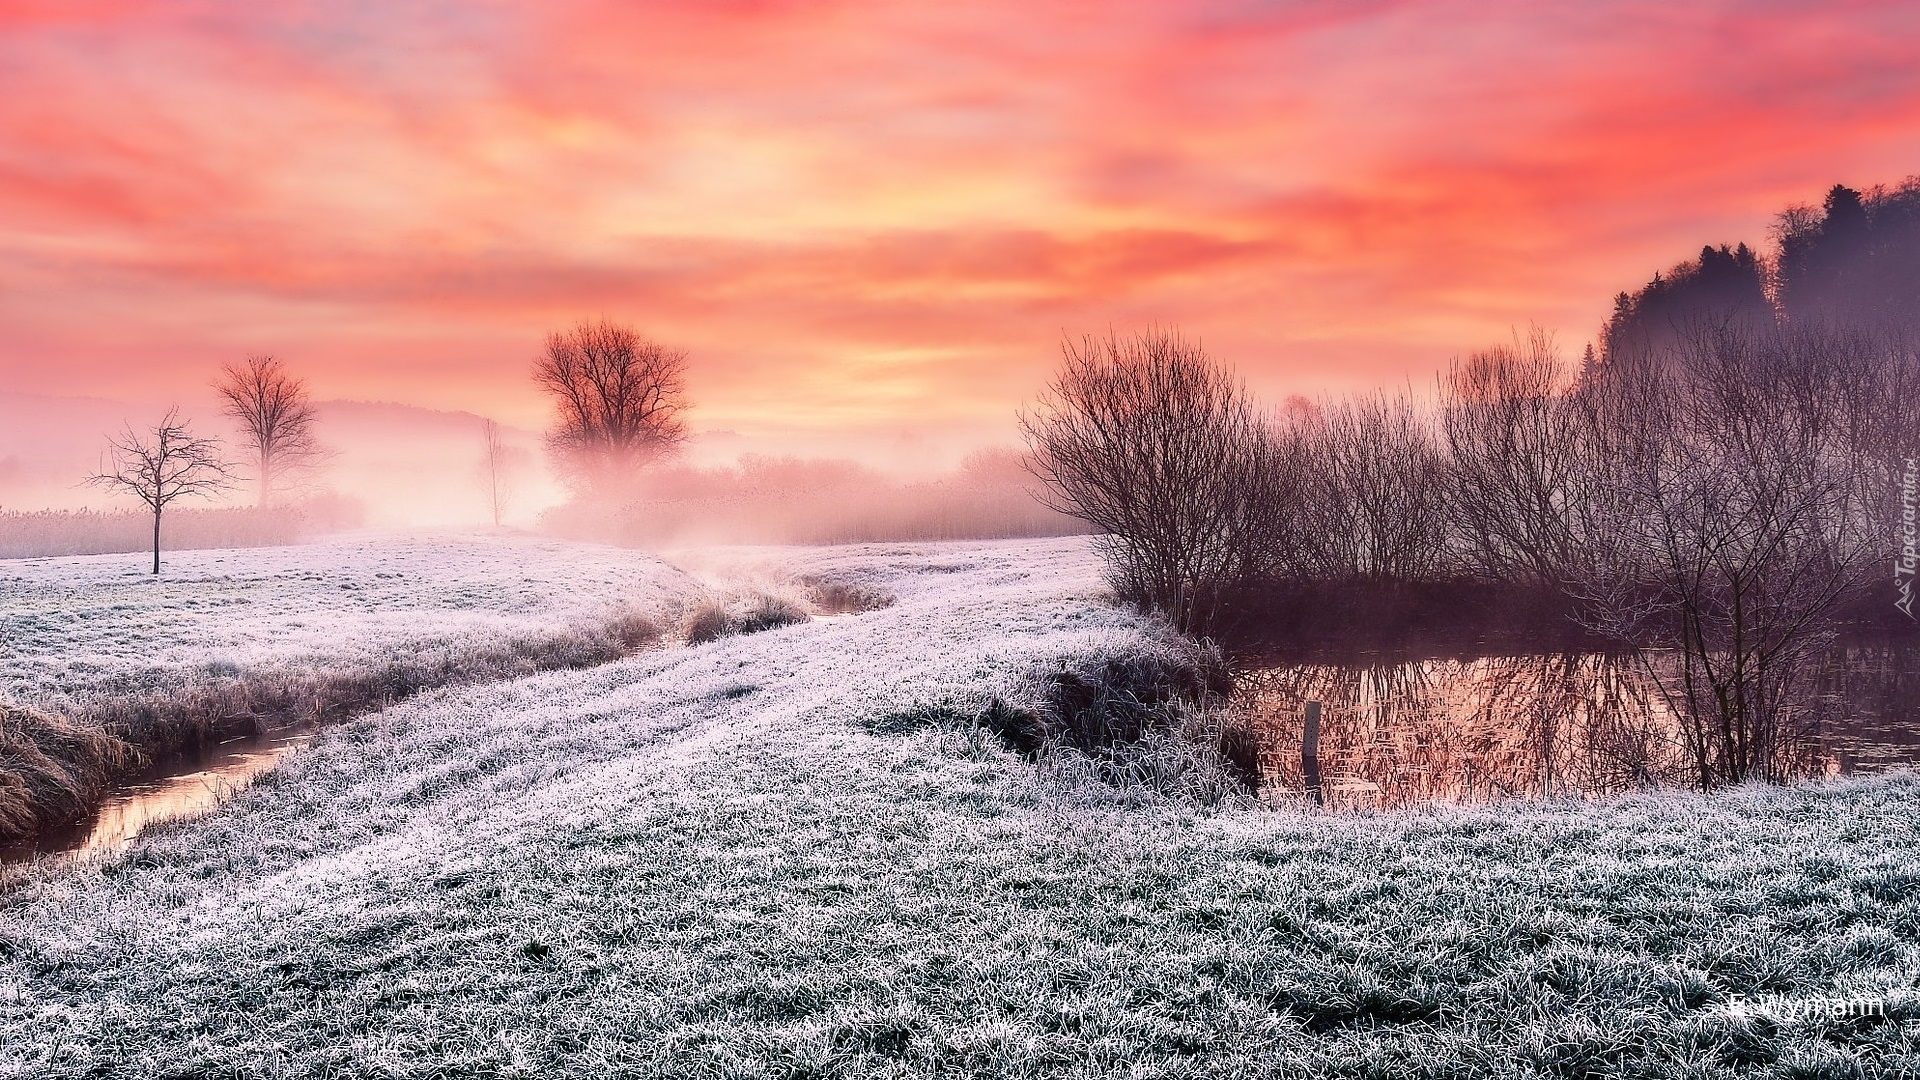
[0,538,1916,1077]
[0,533,698,846]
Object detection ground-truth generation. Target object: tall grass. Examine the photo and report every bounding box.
[967,630,1255,808]
[0,501,363,560]
[680,587,811,644]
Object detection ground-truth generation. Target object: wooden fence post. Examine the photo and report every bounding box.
[1303,700,1323,806]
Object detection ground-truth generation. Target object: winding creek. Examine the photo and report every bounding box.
[12,633,1920,862]
[3,727,313,861]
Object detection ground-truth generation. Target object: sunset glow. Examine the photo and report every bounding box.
[5,0,1920,449]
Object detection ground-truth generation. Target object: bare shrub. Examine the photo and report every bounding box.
[802,578,897,614]
[996,632,1252,808]
[681,589,811,644]
[681,597,735,645]
[735,592,810,635]
[1021,329,1299,632]
[1294,389,1453,583]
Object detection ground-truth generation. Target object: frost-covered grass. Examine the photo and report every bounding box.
[0,537,1915,1076]
[0,532,698,708]
[0,533,699,843]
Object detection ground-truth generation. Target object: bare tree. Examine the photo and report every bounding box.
[1021,329,1299,632]
[87,410,231,574]
[533,320,690,497]
[1440,327,1584,584]
[214,355,322,507]
[476,418,531,527]
[1294,389,1453,583]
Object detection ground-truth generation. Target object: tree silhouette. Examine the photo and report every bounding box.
[87,410,231,574]
[533,319,689,497]
[215,355,322,507]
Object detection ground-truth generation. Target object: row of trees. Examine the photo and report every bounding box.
[1023,324,1920,787]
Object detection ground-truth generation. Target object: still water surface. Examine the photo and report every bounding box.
[1233,642,1920,808]
[3,727,310,861]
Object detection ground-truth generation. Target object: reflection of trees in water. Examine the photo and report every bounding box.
[1232,645,1915,809]
[1798,642,1920,769]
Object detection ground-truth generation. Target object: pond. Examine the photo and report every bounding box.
[1231,641,1920,809]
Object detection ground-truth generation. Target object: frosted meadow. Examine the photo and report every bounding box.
[0,535,1916,1077]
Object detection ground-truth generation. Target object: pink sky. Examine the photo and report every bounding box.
[3,0,1919,451]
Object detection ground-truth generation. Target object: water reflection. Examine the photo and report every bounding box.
[1,728,310,861]
[1234,642,1920,809]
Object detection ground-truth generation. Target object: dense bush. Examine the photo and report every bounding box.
[966,631,1254,808]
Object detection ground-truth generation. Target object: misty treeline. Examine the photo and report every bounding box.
[1603,180,1920,358]
[1024,322,1920,790]
[531,318,1085,544]
[546,448,1084,547]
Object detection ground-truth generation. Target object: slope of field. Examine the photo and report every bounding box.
[0,533,700,846]
[0,532,698,708]
[1,538,1917,1078]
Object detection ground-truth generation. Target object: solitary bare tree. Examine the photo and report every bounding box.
[87,410,231,574]
[214,355,322,507]
[533,320,689,497]
[476,418,531,527]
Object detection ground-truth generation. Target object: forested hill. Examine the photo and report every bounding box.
[1603,179,1920,360]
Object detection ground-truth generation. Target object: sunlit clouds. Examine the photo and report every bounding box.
[3,0,1920,447]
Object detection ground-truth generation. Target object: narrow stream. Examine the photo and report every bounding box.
[5,605,868,861]
[3,727,312,861]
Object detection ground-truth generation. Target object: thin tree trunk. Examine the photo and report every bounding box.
[151,509,161,574]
